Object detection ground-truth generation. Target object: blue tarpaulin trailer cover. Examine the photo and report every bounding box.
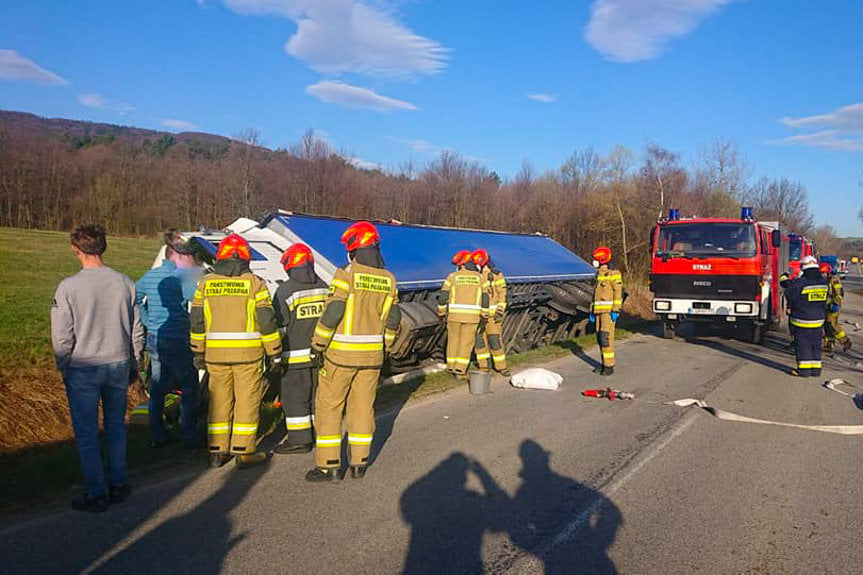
[264,213,595,290]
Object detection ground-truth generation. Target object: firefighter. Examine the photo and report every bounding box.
[822,262,852,354]
[271,243,329,454]
[437,249,490,378]
[783,256,828,377]
[472,249,510,376]
[190,234,282,469]
[589,247,623,376]
[307,222,401,482]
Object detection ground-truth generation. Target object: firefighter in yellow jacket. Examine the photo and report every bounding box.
[590,246,623,376]
[307,221,401,482]
[438,250,489,378]
[822,262,852,353]
[190,234,282,469]
[472,249,510,375]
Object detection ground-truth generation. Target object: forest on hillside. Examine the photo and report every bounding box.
[0,111,841,278]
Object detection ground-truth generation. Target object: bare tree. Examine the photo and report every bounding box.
[744,177,813,233]
[234,128,260,217]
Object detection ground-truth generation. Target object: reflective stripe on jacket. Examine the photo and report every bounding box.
[438,269,488,324]
[784,274,828,329]
[593,269,623,314]
[311,262,400,368]
[273,278,329,369]
[190,269,281,363]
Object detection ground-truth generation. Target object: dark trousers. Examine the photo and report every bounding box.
[147,334,200,444]
[795,326,822,376]
[281,367,316,446]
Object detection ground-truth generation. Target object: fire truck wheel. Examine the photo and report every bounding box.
[662,321,675,339]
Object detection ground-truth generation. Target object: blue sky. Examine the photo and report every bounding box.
[1,0,862,235]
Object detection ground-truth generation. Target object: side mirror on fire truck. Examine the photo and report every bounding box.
[771,229,781,248]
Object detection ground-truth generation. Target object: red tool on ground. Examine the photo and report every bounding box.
[582,388,635,401]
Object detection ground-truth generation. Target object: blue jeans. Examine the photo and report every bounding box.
[148,334,200,443]
[64,360,131,499]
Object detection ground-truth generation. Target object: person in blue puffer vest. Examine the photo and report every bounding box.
[136,230,204,447]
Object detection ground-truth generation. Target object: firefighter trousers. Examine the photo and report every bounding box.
[475,318,507,371]
[206,361,265,454]
[794,325,822,376]
[280,367,316,446]
[446,321,479,374]
[596,313,616,368]
[314,357,379,469]
[824,312,849,348]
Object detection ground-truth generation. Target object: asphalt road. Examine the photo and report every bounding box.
[3,294,863,574]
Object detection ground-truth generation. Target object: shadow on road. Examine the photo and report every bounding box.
[400,439,622,574]
[92,458,272,574]
[682,334,792,375]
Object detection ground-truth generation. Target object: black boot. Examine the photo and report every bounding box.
[273,442,313,455]
[235,452,270,469]
[600,366,614,376]
[209,453,232,468]
[305,467,342,483]
[844,339,853,352]
[593,365,605,375]
[71,493,109,513]
[109,484,132,505]
[350,465,367,479]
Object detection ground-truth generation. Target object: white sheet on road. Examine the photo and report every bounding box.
[510,368,563,391]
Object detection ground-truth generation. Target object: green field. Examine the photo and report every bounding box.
[0,228,161,368]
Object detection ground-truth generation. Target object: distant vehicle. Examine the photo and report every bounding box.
[649,207,789,343]
[852,256,860,264]
[788,234,817,278]
[837,259,848,277]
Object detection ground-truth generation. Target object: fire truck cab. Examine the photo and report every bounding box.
[650,207,788,343]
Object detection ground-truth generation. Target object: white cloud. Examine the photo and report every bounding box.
[526,93,557,103]
[222,0,449,77]
[407,139,436,153]
[344,155,382,170]
[584,0,734,62]
[77,93,135,115]
[161,118,200,131]
[779,102,863,152]
[0,49,68,85]
[306,80,416,112]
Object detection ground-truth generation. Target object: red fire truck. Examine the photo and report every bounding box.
[649,207,789,343]
[788,234,817,278]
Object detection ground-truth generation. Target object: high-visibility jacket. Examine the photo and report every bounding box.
[827,275,844,310]
[311,262,400,368]
[592,268,623,314]
[437,269,489,324]
[784,274,828,329]
[485,268,508,316]
[273,276,329,369]
[190,263,282,363]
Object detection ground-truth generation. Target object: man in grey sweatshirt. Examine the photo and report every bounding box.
[51,224,145,512]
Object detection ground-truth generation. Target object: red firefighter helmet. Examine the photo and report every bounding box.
[215,234,251,261]
[819,262,832,275]
[281,243,314,270]
[592,246,612,266]
[452,250,472,266]
[341,221,380,251]
[472,249,490,268]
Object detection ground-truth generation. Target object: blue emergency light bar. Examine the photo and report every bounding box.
[741,206,753,220]
[668,208,680,221]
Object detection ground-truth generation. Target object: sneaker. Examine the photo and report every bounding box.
[109,484,132,505]
[71,493,109,513]
[305,467,342,483]
[273,442,313,455]
[350,465,367,479]
[235,452,271,469]
[209,453,232,468]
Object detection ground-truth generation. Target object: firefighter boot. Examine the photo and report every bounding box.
[350,465,367,479]
[273,441,313,455]
[209,453,232,468]
[236,451,270,469]
[600,366,615,377]
[305,467,342,483]
[844,339,853,352]
[593,365,606,375]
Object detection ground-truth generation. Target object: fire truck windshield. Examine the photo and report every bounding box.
[789,238,803,260]
[656,223,757,258]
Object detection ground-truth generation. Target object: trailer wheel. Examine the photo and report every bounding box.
[662,321,675,339]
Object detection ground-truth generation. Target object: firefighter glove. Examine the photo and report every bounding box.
[611,311,620,323]
[193,353,207,371]
[589,313,596,323]
[494,309,504,322]
[830,304,840,313]
[268,356,283,377]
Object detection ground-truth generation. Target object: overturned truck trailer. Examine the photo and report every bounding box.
[176,211,596,372]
